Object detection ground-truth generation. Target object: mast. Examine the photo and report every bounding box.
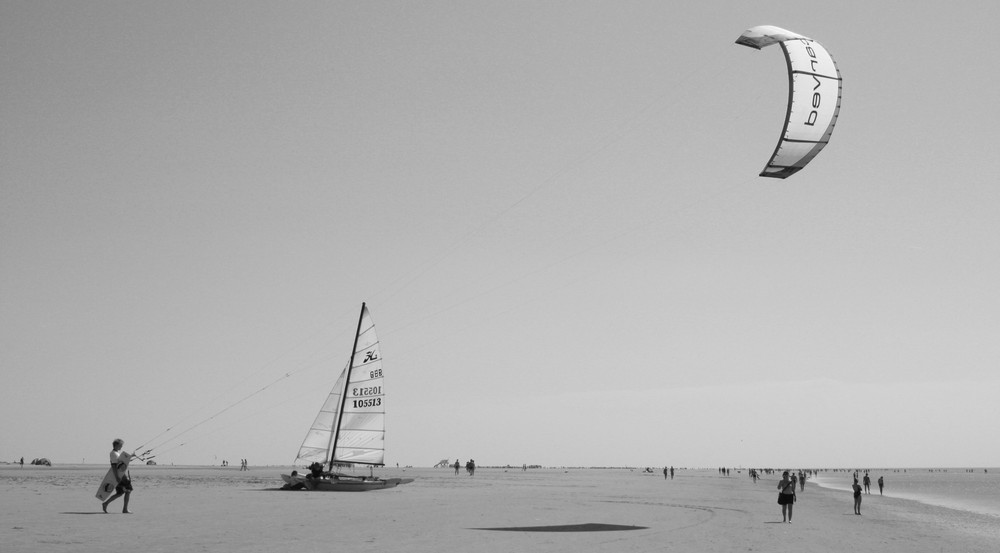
[326,302,367,471]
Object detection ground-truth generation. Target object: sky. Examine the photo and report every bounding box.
[3,1,999,470]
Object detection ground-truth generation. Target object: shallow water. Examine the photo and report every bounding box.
[811,468,1000,518]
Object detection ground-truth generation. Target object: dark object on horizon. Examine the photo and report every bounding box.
[31,458,52,466]
[146,460,157,465]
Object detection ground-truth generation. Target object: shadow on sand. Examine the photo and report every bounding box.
[472,523,647,532]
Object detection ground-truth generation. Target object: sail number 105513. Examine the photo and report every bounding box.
[352,397,382,409]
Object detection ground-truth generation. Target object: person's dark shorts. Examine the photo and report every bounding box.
[778,493,794,505]
[116,476,133,494]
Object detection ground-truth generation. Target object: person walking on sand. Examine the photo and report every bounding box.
[777,471,796,523]
[877,476,884,495]
[102,438,138,514]
[852,478,863,515]
[454,459,460,475]
[863,473,871,494]
[20,456,24,468]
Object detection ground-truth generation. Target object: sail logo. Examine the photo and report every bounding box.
[801,39,823,127]
[364,351,378,362]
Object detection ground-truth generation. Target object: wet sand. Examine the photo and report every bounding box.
[2,465,997,552]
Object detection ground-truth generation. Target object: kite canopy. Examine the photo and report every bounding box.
[736,25,842,179]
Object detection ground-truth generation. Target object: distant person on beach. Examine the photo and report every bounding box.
[102,438,137,514]
[664,467,668,480]
[852,478,863,515]
[863,473,871,494]
[777,471,796,523]
[877,476,884,495]
[454,459,460,475]
[670,466,674,479]
[20,456,24,468]
[466,459,475,476]
[799,470,806,491]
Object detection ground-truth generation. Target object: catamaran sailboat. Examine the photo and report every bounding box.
[280,303,411,491]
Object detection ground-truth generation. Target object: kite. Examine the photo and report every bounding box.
[736,25,843,178]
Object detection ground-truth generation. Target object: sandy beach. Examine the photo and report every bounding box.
[2,465,997,553]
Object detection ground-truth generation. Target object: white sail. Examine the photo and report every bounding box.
[332,304,385,465]
[294,366,347,465]
[293,304,386,467]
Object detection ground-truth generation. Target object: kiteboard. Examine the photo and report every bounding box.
[95,454,132,501]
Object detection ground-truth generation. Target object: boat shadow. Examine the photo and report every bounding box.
[472,523,647,532]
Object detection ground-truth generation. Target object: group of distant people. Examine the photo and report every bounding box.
[453,459,475,476]
[773,468,886,521]
[851,471,885,515]
[220,459,250,470]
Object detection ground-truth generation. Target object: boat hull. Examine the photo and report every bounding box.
[302,476,413,492]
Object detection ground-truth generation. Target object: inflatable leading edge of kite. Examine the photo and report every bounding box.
[736,25,842,179]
